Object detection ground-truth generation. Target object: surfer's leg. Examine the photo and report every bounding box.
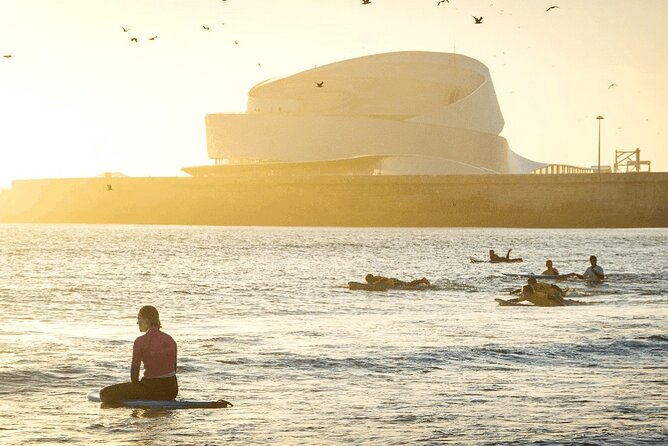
[140,376,178,400]
[100,382,148,403]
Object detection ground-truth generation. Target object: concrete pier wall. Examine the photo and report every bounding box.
[0,173,666,227]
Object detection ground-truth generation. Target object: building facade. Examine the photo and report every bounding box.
[187,51,544,177]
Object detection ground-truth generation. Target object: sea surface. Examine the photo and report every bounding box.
[0,224,666,445]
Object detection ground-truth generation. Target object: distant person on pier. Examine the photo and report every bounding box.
[542,259,559,275]
[489,249,522,263]
[99,305,178,404]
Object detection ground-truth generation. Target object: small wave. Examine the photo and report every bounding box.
[286,331,324,337]
[433,279,477,292]
[642,334,668,343]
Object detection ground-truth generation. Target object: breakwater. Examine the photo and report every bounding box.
[1,172,666,227]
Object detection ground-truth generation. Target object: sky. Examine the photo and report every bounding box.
[1,0,666,187]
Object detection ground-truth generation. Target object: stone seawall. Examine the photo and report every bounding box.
[0,173,666,227]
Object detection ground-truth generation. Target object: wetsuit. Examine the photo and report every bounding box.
[367,276,405,287]
[583,265,604,281]
[100,327,178,403]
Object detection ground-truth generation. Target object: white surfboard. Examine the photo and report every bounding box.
[87,391,232,409]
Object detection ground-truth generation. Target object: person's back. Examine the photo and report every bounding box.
[533,282,564,298]
[518,285,563,306]
[366,274,403,287]
[134,327,177,379]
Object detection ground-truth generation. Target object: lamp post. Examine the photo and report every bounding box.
[596,115,604,173]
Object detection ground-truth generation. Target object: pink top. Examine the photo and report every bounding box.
[132,328,177,379]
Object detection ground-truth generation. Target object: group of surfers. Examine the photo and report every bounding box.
[506,255,605,306]
[100,256,605,405]
[360,254,606,307]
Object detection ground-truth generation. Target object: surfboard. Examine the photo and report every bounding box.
[502,273,576,280]
[495,298,531,307]
[348,281,389,291]
[87,391,232,409]
[470,257,523,263]
[347,281,431,291]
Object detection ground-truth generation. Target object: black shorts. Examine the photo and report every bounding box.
[100,375,178,403]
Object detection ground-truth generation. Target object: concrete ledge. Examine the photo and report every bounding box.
[1,173,666,227]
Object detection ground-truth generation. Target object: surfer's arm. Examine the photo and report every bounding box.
[131,364,140,383]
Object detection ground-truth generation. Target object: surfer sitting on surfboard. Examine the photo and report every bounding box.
[99,305,178,404]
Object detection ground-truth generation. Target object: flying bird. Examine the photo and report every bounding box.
[608,83,618,89]
[546,6,559,12]
[148,36,158,40]
[437,0,449,5]
[473,16,483,24]
[315,81,324,88]
[2,54,12,58]
[106,184,113,191]
[203,25,210,30]
[121,26,131,32]
[130,37,138,43]
[362,0,371,4]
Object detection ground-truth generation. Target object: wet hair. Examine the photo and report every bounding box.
[365,273,375,282]
[138,305,161,329]
[546,259,553,265]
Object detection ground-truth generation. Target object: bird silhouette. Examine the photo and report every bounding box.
[234,40,239,45]
[121,26,131,32]
[362,0,371,4]
[130,37,138,43]
[546,6,559,12]
[106,184,113,191]
[608,83,618,89]
[2,54,12,58]
[315,81,324,88]
[437,0,449,5]
[148,36,158,40]
[203,25,210,30]
[473,16,483,24]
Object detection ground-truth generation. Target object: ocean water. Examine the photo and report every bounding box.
[0,224,666,445]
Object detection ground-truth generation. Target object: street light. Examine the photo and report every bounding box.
[596,115,604,173]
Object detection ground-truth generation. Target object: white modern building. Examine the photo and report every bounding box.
[185,51,544,176]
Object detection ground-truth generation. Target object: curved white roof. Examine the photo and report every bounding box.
[204,51,543,174]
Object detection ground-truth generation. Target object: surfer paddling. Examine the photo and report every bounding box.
[489,249,523,263]
[99,305,178,404]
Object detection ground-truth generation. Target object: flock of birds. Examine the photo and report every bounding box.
[2,1,564,59]
[2,1,616,94]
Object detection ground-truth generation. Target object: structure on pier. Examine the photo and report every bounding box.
[614,149,651,173]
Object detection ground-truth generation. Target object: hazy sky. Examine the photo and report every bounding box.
[1,0,666,187]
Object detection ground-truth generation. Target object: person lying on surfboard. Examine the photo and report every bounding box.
[99,305,178,404]
[365,273,431,288]
[506,278,567,306]
[489,249,522,263]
